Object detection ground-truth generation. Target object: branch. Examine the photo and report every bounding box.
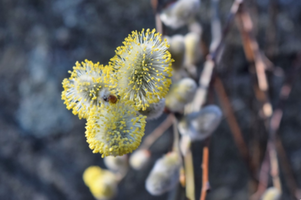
[214,75,257,182]
[184,148,195,200]
[200,139,210,200]
[236,3,281,193]
[186,0,243,113]
[140,114,173,149]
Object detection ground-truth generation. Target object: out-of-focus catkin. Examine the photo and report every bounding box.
[138,98,166,120]
[184,32,202,67]
[129,149,151,170]
[261,187,281,200]
[165,78,197,112]
[178,105,222,141]
[104,155,128,176]
[83,166,118,200]
[160,0,201,29]
[168,35,185,70]
[145,152,181,195]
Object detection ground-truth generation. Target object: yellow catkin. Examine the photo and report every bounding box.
[83,166,117,199]
[85,100,147,157]
[61,60,116,119]
[110,28,173,111]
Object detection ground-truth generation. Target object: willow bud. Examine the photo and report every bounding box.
[160,0,201,29]
[165,78,197,112]
[168,35,185,70]
[184,32,201,67]
[178,105,222,141]
[129,149,151,170]
[139,98,166,120]
[104,155,128,175]
[145,152,181,195]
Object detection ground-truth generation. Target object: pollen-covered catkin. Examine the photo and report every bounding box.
[61,60,116,119]
[85,101,147,157]
[145,152,181,195]
[110,28,173,111]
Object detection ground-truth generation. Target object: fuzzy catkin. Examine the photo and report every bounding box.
[110,28,173,111]
[165,78,197,112]
[178,105,222,141]
[85,101,147,157]
[145,152,181,195]
[61,60,116,119]
[160,0,201,29]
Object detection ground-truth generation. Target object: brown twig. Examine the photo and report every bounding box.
[214,76,257,182]
[237,7,269,94]
[140,114,173,149]
[264,0,278,58]
[250,150,270,200]
[236,3,282,193]
[269,60,301,199]
[150,0,163,34]
[251,61,301,199]
[276,136,301,199]
[200,138,210,200]
[155,13,163,34]
[187,0,243,113]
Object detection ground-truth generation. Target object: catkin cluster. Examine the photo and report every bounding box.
[61,29,173,157]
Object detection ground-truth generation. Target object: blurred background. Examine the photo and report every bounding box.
[0,0,300,199]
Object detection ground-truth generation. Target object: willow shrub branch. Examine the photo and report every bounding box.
[214,76,257,182]
[140,114,173,150]
[200,138,210,200]
[236,3,282,192]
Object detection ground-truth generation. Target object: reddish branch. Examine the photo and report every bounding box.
[238,2,301,196]
[236,3,281,194]
[270,60,301,199]
[200,139,210,200]
[214,76,257,182]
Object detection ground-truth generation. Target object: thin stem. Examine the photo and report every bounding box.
[200,139,210,200]
[236,3,281,192]
[140,114,173,149]
[184,149,195,200]
[214,76,257,182]
[172,114,180,154]
[186,0,243,113]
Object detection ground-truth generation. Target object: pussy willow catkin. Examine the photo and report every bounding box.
[61,60,116,119]
[85,101,147,157]
[110,28,173,111]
